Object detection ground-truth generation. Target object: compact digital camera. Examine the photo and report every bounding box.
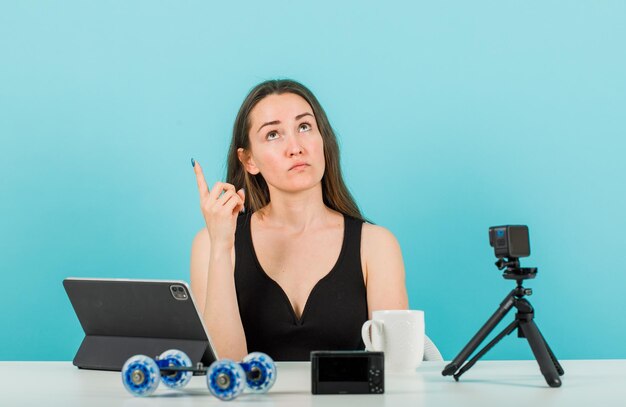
[311,351,384,394]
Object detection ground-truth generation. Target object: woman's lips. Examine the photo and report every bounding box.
[289,163,309,171]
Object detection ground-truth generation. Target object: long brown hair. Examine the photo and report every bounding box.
[226,79,364,222]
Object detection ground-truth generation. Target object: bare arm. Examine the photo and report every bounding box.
[190,229,247,360]
[189,161,247,360]
[362,224,409,316]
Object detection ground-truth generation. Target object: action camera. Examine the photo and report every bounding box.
[489,225,530,258]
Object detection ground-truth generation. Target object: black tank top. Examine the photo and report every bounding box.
[234,212,368,361]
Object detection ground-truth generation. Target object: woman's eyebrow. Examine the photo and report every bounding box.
[257,120,280,134]
[295,112,313,120]
[257,112,314,133]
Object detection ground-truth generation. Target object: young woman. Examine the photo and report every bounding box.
[190,79,408,361]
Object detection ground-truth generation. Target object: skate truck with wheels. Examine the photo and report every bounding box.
[121,349,277,400]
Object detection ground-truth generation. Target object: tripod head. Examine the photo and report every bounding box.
[496,256,537,282]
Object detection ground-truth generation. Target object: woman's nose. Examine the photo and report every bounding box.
[286,133,303,156]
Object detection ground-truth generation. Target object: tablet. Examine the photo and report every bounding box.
[63,278,218,372]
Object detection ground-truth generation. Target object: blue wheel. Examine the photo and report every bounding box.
[206,359,246,401]
[158,349,193,389]
[121,355,161,397]
[241,352,277,393]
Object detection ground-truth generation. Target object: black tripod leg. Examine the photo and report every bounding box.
[453,320,518,381]
[442,290,516,377]
[518,319,562,387]
[537,328,565,376]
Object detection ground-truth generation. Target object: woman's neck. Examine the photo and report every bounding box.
[256,184,335,232]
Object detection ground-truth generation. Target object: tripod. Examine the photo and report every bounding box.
[441,258,564,387]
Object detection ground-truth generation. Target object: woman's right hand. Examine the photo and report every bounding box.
[193,160,245,251]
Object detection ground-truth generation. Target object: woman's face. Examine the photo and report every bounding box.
[241,93,325,193]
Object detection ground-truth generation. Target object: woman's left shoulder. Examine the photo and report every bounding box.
[360,222,405,286]
[361,223,401,253]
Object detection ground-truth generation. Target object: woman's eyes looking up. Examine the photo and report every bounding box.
[266,123,312,141]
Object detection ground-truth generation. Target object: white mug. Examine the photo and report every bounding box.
[361,310,425,372]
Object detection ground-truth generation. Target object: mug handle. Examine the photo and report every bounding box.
[361,320,383,351]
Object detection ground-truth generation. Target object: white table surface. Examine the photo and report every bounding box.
[1,360,624,406]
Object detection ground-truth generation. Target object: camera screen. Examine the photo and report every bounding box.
[318,357,368,382]
[495,228,507,248]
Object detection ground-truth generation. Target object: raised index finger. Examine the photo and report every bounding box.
[193,160,210,200]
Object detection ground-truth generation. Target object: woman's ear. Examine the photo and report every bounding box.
[237,148,260,175]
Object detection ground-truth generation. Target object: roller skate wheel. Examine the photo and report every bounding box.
[121,355,161,397]
[242,352,277,393]
[158,349,193,389]
[206,359,246,401]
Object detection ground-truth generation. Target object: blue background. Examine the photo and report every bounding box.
[1,1,625,361]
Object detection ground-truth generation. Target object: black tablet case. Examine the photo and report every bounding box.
[63,278,217,371]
